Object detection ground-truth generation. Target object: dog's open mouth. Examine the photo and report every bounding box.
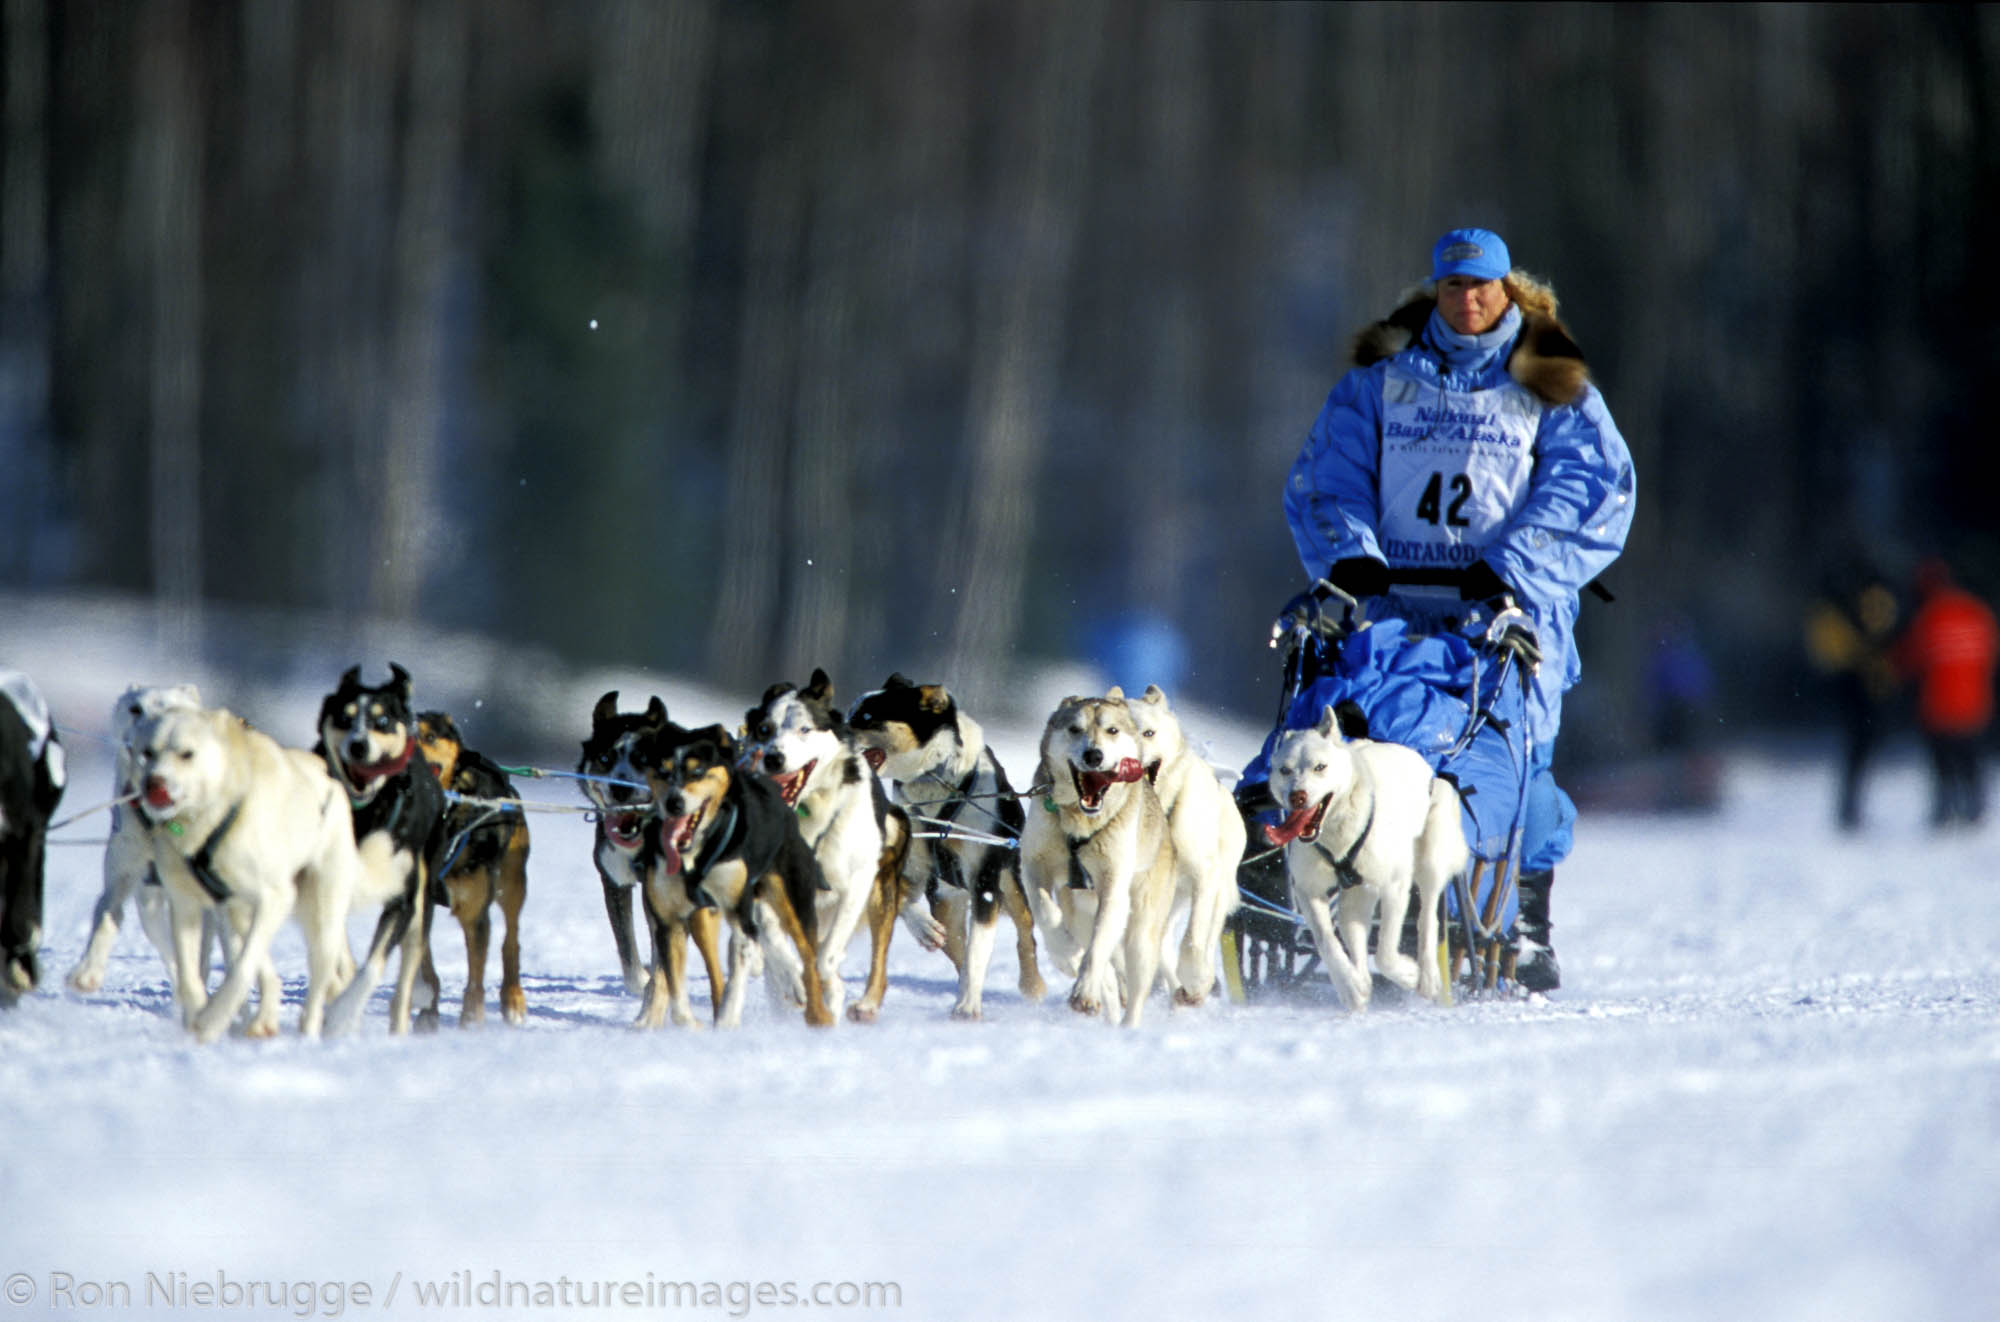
[861,748,885,773]
[142,778,175,812]
[657,801,709,876]
[340,747,412,791]
[771,761,817,807]
[1264,793,1330,846]
[1070,758,1144,813]
[604,810,647,849]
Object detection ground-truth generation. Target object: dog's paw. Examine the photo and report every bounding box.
[1069,968,1118,1018]
[846,1001,881,1025]
[1172,986,1207,1009]
[949,999,983,1022]
[1017,969,1048,1002]
[622,967,649,997]
[65,964,105,994]
[243,1015,281,1040]
[901,909,948,952]
[413,1007,442,1034]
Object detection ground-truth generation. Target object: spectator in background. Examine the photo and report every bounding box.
[1804,559,1900,830]
[1646,610,1714,752]
[1890,558,1998,828]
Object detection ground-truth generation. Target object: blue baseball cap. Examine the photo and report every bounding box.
[1431,227,1511,282]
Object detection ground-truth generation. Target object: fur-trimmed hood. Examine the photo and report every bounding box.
[1351,296,1590,407]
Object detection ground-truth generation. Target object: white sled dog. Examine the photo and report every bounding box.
[1128,685,1244,1007]
[1263,705,1466,1010]
[132,706,361,1042]
[66,683,217,993]
[1020,690,1177,1027]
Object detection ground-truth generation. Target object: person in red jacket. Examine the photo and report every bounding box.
[1890,558,1999,827]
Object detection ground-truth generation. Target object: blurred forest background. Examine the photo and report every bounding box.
[2,1,1996,767]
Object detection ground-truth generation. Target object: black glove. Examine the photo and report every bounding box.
[1322,557,1390,600]
[1459,560,1513,603]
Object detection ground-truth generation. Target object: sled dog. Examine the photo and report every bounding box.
[415,711,530,1026]
[639,722,832,1028]
[1128,685,1244,1007]
[1019,690,1177,1027]
[1,671,65,1007]
[580,694,726,1029]
[848,673,1040,1019]
[1264,705,1466,1010]
[130,705,356,1041]
[579,692,676,996]
[67,683,217,994]
[742,669,917,1022]
[315,664,448,1034]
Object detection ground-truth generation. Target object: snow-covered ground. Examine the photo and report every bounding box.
[4,661,1997,1322]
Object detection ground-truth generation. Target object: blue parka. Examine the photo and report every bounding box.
[1283,298,1636,748]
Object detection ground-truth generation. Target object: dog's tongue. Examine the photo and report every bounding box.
[1111,757,1144,783]
[143,780,173,810]
[657,821,683,875]
[1263,805,1317,847]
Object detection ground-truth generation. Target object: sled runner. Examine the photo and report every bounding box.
[1223,579,1543,1001]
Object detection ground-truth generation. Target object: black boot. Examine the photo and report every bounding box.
[1513,868,1560,992]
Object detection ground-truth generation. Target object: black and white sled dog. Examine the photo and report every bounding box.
[1020,690,1177,1027]
[741,669,922,1023]
[1263,704,1467,1010]
[131,704,357,1041]
[578,692,671,995]
[847,673,1040,1020]
[578,692,726,1030]
[636,722,833,1028]
[1,670,66,1007]
[1127,685,1244,1008]
[314,663,449,1034]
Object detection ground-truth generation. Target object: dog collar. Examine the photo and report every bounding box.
[335,743,415,800]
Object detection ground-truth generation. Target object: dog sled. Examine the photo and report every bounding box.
[1223,579,1544,1002]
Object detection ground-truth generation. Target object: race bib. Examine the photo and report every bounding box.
[1377,363,1540,581]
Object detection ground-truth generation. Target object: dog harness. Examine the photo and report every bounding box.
[1309,786,1375,893]
[147,800,243,903]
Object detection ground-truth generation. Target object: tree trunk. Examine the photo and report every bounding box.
[372,0,468,621]
[134,0,204,657]
[941,0,1108,705]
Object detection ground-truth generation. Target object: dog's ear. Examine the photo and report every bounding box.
[1315,705,1341,738]
[884,672,916,691]
[1105,685,1125,700]
[759,681,796,708]
[389,662,412,695]
[917,684,951,714]
[1333,700,1370,741]
[339,665,361,691]
[804,668,835,704]
[644,695,669,729]
[594,691,620,725]
[1141,683,1167,704]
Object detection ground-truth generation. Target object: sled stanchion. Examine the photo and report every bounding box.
[1220,930,1249,1004]
[1480,852,1511,990]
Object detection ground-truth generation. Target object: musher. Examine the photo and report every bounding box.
[1281,226,1636,991]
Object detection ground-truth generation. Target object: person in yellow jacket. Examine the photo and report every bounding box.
[1804,557,1898,830]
